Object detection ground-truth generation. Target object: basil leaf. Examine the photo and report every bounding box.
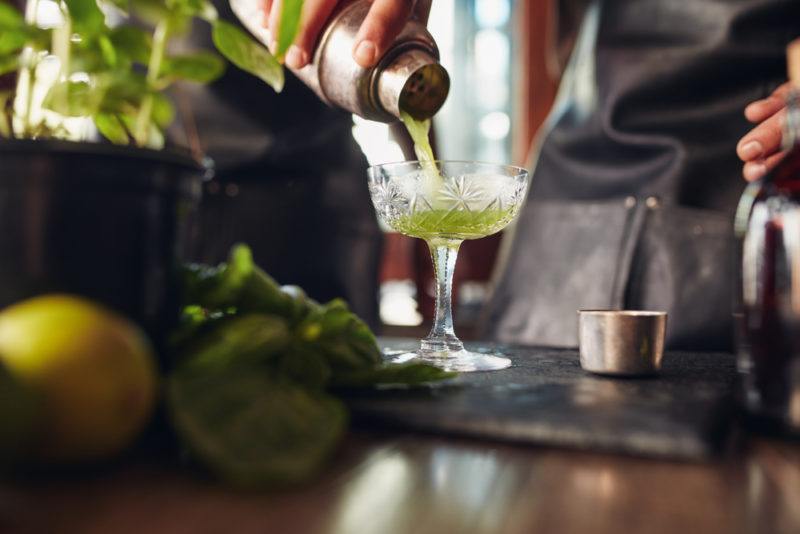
[42,80,98,117]
[276,346,332,390]
[151,92,175,128]
[0,55,18,77]
[212,20,283,92]
[64,35,106,73]
[161,51,225,84]
[195,243,256,309]
[98,70,148,113]
[276,0,304,58]
[108,26,152,65]
[64,0,106,33]
[160,0,216,21]
[129,0,171,26]
[178,314,291,372]
[0,29,27,55]
[168,366,347,488]
[0,3,24,29]
[119,113,164,149]
[98,35,117,67]
[94,113,130,144]
[0,91,13,139]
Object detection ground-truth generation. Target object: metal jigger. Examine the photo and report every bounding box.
[230,0,450,122]
[578,310,668,376]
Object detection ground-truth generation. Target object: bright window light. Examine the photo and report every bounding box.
[475,0,510,28]
[479,111,511,140]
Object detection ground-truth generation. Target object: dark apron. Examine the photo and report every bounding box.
[483,0,800,350]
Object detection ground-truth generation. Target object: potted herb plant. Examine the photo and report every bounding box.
[0,0,301,340]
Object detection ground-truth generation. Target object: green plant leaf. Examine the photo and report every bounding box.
[148,123,165,149]
[0,3,24,29]
[65,42,107,73]
[170,0,217,22]
[43,80,98,117]
[151,92,175,128]
[168,366,347,488]
[161,51,225,84]
[129,0,170,26]
[0,55,17,77]
[276,346,332,390]
[64,0,106,33]
[96,71,144,112]
[94,112,130,144]
[98,35,117,67]
[0,29,27,55]
[178,314,291,372]
[108,26,152,65]
[120,113,164,149]
[212,20,283,92]
[133,0,213,34]
[276,0,304,58]
[0,91,12,139]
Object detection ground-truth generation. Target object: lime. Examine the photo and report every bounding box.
[0,295,157,461]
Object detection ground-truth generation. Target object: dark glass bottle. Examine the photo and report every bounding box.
[736,42,800,433]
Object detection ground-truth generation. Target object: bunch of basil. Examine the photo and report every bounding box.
[0,0,302,146]
[169,245,454,488]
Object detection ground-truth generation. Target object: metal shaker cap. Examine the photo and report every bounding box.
[376,47,450,120]
[314,0,449,122]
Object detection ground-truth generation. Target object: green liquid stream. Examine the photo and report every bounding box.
[400,111,435,164]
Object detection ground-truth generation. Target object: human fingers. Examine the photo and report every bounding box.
[352,0,414,68]
[261,0,273,28]
[743,150,789,182]
[736,108,786,162]
[285,0,340,69]
[744,82,792,123]
[267,0,283,52]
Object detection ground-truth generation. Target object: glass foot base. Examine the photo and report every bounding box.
[389,349,512,372]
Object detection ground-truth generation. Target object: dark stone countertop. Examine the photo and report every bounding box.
[344,340,737,460]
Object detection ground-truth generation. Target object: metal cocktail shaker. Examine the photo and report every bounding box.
[229,0,450,122]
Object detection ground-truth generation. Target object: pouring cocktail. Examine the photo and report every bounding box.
[368,161,530,372]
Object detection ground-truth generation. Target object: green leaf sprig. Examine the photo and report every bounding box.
[168,244,455,489]
[4,0,308,147]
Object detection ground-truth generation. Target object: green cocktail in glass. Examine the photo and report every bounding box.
[368,160,530,372]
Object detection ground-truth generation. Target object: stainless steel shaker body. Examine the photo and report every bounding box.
[230,0,449,122]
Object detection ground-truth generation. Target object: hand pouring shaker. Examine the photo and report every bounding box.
[230,0,450,122]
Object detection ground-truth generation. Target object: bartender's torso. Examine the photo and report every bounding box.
[485,0,800,350]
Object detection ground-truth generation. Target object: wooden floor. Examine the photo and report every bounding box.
[2,430,799,534]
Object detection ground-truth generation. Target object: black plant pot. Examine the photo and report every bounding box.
[0,140,204,344]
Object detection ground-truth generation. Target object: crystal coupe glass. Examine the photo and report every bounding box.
[368,161,530,372]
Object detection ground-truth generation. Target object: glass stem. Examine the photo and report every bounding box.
[422,239,464,354]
